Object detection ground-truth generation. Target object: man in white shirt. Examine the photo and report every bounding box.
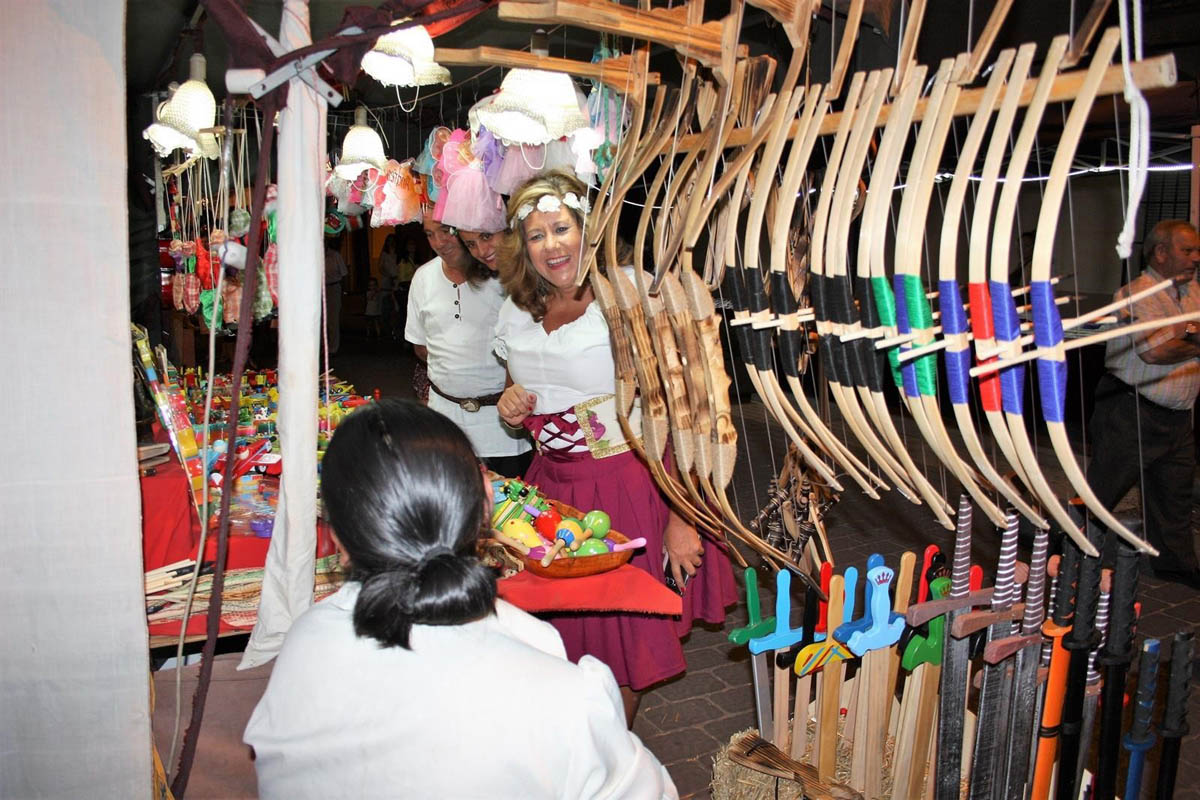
[1087,220,1200,587]
[406,216,531,475]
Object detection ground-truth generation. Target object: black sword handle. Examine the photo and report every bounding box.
[1098,542,1139,666]
[1064,541,1102,653]
[1161,630,1194,738]
[1155,631,1194,800]
[1053,536,1082,627]
[1127,638,1161,744]
[1056,528,1105,800]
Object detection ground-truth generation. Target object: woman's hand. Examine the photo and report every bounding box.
[663,511,703,589]
[497,383,537,428]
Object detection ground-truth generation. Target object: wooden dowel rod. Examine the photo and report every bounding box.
[433,46,660,90]
[668,52,1175,153]
[1061,0,1115,69]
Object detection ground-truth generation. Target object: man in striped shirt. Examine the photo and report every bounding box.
[1087,220,1200,587]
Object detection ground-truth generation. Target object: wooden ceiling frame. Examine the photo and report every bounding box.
[433,44,660,100]
[671,51,1176,151]
[497,0,742,86]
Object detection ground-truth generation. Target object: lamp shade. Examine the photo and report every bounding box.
[143,54,218,159]
[361,22,450,88]
[335,107,386,180]
[473,68,590,146]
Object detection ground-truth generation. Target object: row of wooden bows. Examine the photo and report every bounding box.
[488,0,1182,570]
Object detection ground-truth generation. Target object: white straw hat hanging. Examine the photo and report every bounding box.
[473,31,589,146]
[335,106,387,180]
[361,22,450,88]
[144,53,218,160]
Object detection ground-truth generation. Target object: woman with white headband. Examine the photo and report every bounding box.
[493,170,737,726]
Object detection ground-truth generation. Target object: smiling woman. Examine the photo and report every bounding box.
[492,171,737,726]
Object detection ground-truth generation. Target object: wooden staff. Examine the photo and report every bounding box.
[815,572,847,783]
[891,570,949,800]
[833,553,910,796]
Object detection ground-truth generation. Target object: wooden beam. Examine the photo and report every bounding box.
[961,0,1014,82]
[433,46,659,95]
[1061,0,1114,69]
[669,51,1176,152]
[497,0,741,85]
[828,0,865,98]
[892,0,926,95]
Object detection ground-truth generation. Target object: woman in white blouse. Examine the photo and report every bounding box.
[244,400,676,800]
[494,172,737,725]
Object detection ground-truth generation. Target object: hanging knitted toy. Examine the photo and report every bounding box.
[199,288,223,328]
[182,241,200,313]
[170,239,185,310]
[197,238,216,290]
[222,278,242,325]
[229,207,252,238]
[183,271,201,314]
[253,265,273,320]
[264,211,280,304]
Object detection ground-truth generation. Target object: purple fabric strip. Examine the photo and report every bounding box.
[990,280,1026,415]
[1031,281,1067,423]
[938,280,968,335]
[1030,281,1064,347]
[944,346,971,406]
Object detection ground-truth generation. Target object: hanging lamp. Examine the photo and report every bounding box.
[143,53,219,160]
[474,30,589,146]
[361,22,450,88]
[335,106,387,180]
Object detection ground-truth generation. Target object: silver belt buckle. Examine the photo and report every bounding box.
[460,398,481,413]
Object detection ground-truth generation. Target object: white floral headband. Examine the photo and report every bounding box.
[510,191,591,229]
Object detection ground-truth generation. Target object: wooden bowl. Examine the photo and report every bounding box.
[520,499,637,579]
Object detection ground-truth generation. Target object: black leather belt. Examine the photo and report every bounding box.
[1101,374,1189,414]
[429,381,503,413]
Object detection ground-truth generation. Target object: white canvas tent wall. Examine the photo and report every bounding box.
[0,0,327,791]
[0,2,152,796]
[242,0,326,668]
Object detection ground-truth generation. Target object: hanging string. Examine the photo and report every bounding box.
[1115,0,1149,259]
[394,84,420,114]
[1109,80,1151,540]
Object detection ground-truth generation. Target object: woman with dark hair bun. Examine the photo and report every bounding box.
[244,400,677,799]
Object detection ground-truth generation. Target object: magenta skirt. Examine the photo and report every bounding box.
[525,446,738,690]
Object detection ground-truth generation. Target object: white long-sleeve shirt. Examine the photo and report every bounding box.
[245,583,678,800]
